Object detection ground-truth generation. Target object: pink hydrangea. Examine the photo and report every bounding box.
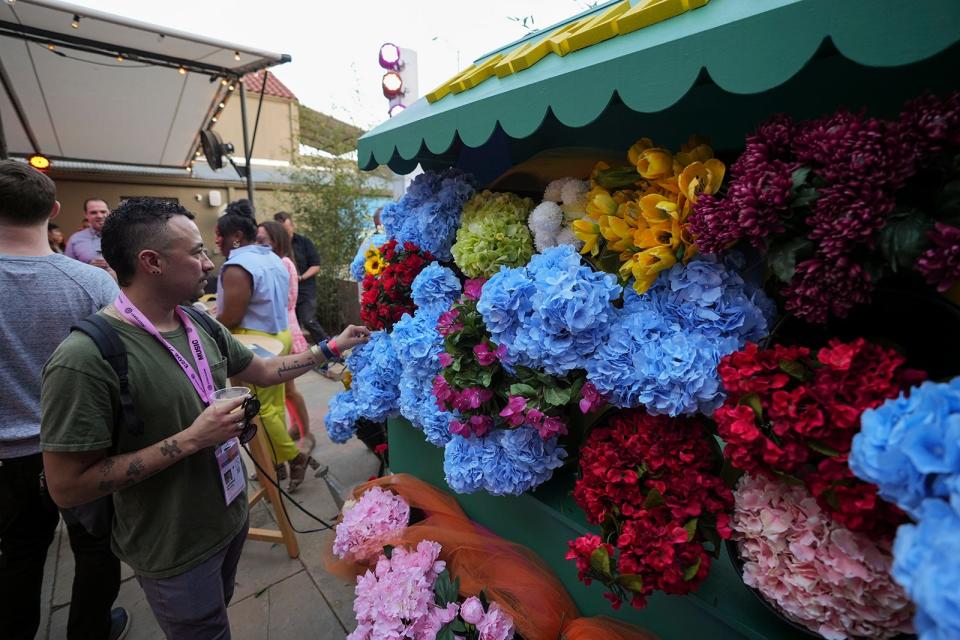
[348,540,447,640]
[732,474,914,640]
[333,487,410,560]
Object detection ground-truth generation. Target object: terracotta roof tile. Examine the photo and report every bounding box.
[241,71,297,101]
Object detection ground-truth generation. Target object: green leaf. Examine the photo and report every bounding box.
[449,619,467,633]
[683,518,698,541]
[790,166,811,190]
[777,359,807,381]
[808,440,841,457]
[643,488,665,509]
[877,209,934,273]
[383,545,394,559]
[509,383,538,398]
[436,626,456,640]
[479,368,494,387]
[594,166,641,189]
[791,185,819,209]
[543,386,571,407]
[614,574,644,593]
[432,569,460,606]
[936,179,960,222]
[741,393,763,420]
[767,237,814,284]
[589,546,612,577]
[683,557,702,582]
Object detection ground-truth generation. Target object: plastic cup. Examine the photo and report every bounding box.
[212,387,250,413]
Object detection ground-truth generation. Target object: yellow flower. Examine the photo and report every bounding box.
[341,369,352,390]
[600,214,638,254]
[635,148,674,180]
[364,246,381,260]
[627,138,655,166]
[572,217,602,256]
[620,246,677,293]
[586,187,618,219]
[675,144,715,168]
[678,159,726,204]
[364,255,384,276]
[638,194,678,224]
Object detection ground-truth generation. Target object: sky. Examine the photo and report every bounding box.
[81,0,597,131]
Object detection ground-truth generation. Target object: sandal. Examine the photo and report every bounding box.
[287,453,321,492]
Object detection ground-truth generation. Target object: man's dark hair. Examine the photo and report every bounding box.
[83,197,109,211]
[216,199,257,243]
[102,197,195,286]
[273,211,292,223]
[0,159,56,226]
[48,222,60,231]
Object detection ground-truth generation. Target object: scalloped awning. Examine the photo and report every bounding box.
[358,0,960,174]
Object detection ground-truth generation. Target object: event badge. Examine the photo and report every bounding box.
[215,438,245,505]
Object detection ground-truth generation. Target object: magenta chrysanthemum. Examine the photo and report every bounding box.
[782,256,873,324]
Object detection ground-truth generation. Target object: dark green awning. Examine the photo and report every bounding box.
[358,0,960,175]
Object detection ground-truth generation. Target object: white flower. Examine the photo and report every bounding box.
[543,177,573,203]
[560,179,589,207]
[555,226,583,250]
[528,201,563,235]
[534,229,559,253]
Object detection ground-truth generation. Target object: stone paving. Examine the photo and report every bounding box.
[37,371,378,639]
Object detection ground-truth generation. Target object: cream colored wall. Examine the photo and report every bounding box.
[50,176,286,260]
[213,93,299,162]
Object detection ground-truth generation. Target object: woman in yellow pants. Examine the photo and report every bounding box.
[215,200,316,491]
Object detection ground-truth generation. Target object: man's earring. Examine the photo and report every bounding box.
[153,270,161,275]
[232,241,240,248]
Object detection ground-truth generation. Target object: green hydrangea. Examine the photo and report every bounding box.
[452,191,535,278]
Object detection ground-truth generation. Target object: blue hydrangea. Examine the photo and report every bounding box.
[324,391,359,444]
[477,244,621,375]
[850,376,960,519]
[585,305,725,416]
[625,256,771,346]
[381,168,477,261]
[391,305,456,446]
[346,331,400,422]
[443,426,567,496]
[349,232,388,281]
[892,499,960,640]
[411,262,461,315]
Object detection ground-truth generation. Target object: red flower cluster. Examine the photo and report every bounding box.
[360,240,433,331]
[715,339,924,539]
[566,410,733,610]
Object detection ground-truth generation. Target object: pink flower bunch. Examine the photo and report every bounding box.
[732,474,914,640]
[348,540,451,640]
[460,597,515,640]
[333,486,410,560]
[499,395,567,439]
[462,278,487,301]
[579,381,607,414]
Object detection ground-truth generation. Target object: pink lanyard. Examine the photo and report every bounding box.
[114,292,216,405]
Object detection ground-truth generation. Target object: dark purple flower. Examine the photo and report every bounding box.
[916,222,960,292]
[782,255,873,324]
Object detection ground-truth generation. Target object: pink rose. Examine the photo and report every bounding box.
[459,596,485,625]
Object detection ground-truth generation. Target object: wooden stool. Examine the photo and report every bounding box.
[230,334,300,559]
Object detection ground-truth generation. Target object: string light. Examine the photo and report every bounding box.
[178,66,186,75]
[227,84,235,91]
[220,78,228,86]
[71,14,80,29]
[211,116,217,122]
[116,53,125,62]
[233,51,241,61]
[218,102,225,109]
[47,43,55,51]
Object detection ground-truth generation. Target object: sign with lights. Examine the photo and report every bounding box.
[379,43,417,117]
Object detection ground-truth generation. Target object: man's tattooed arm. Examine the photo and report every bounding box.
[90,438,190,497]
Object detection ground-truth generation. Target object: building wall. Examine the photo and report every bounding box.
[213,93,299,162]
[49,174,287,261]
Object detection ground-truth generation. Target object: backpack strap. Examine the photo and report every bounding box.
[71,314,144,438]
[179,305,229,361]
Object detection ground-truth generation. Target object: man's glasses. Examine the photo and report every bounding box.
[238,395,261,445]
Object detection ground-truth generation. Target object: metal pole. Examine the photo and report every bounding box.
[238,80,255,206]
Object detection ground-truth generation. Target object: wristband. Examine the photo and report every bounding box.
[309,344,324,365]
[319,341,336,361]
[327,339,341,358]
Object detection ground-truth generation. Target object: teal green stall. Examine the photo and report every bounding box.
[361,1,960,637]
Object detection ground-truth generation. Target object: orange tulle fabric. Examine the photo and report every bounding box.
[322,473,658,640]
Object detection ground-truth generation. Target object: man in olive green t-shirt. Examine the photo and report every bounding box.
[40,198,370,639]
